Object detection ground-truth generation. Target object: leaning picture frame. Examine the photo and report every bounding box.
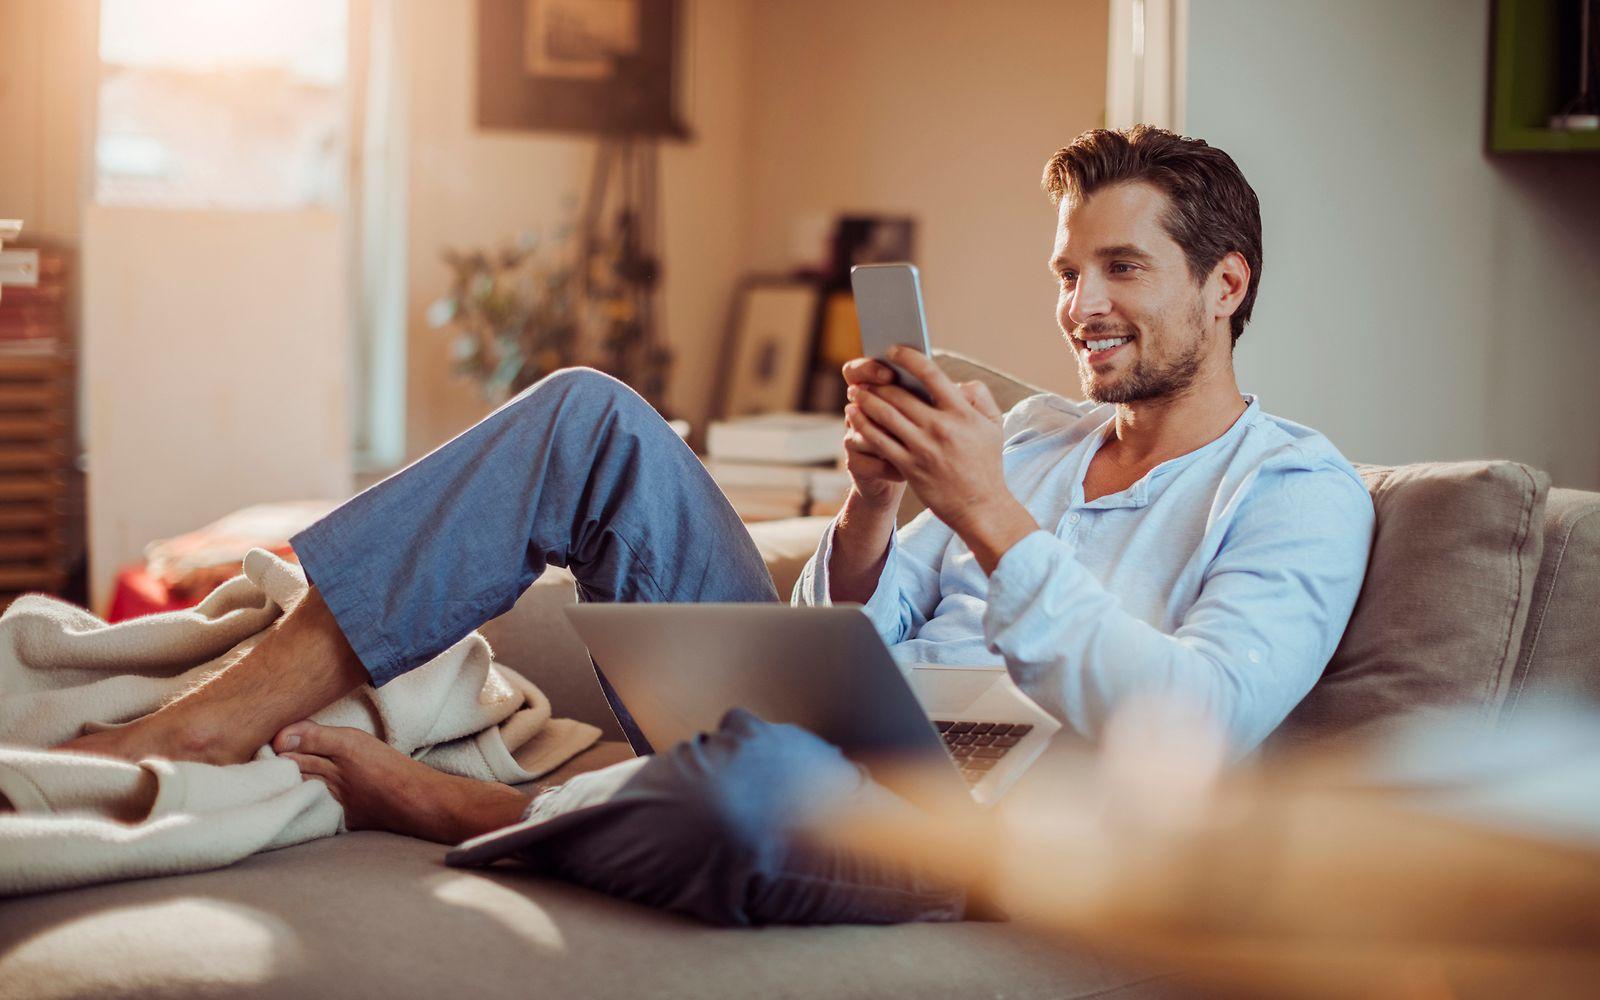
[715,277,822,420]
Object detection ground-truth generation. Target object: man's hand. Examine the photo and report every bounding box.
[845,347,1039,574]
[840,356,908,511]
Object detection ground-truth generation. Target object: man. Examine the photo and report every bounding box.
[60,126,1373,926]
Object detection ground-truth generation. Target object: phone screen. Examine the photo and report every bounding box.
[850,263,934,403]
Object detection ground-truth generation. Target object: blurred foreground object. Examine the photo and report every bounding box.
[821,699,1600,999]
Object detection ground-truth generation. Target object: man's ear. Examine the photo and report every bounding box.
[1209,251,1250,327]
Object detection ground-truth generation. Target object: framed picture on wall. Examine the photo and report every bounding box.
[827,216,917,288]
[716,277,822,419]
[477,0,689,137]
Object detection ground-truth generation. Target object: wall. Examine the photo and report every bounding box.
[83,207,352,609]
[0,0,93,244]
[1187,0,1600,488]
[741,0,1109,400]
[402,0,755,459]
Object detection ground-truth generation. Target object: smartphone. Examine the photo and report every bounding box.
[849,262,934,403]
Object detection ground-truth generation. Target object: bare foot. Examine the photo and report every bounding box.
[57,585,369,768]
[273,721,531,845]
[57,713,238,767]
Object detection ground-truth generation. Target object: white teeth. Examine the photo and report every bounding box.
[1085,337,1130,351]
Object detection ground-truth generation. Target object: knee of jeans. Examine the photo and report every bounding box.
[516,366,653,431]
[537,366,636,409]
[671,712,865,867]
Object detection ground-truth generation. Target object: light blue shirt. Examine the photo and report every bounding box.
[794,393,1375,753]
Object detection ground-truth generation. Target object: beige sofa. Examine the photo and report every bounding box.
[3,355,1597,1000]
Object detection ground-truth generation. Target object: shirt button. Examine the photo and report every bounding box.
[1068,513,1081,525]
[1248,649,1262,664]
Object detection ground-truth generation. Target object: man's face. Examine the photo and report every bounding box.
[1049,181,1217,404]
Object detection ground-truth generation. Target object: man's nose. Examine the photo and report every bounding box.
[1066,274,1111,328]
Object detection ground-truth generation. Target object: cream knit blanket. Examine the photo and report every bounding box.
[0,549,599,896]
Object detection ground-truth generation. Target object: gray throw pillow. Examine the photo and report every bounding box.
[1271,461,1550,752]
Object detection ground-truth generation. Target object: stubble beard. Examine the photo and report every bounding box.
[1077,305,1208,405]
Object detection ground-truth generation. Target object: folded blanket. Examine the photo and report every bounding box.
[0,549,600,895]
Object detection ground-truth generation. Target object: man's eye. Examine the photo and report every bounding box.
[1111,263,1135,274]
[1059,272,1076,285]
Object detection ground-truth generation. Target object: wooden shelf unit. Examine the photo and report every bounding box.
[0,353,74,607]
[0,240,76,611]
[1488,0,1600,154]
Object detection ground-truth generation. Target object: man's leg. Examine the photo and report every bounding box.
[62,369,776,764]
[272,708,967,927]
[512,708,967,926]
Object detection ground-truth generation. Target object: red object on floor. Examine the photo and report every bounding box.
[106,565,202,622]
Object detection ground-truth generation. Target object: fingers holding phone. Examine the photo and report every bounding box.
[841,262,937,508]
[841,370,908,509]
[842,356,896,390]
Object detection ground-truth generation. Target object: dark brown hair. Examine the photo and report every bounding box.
[1042,125,1262,343]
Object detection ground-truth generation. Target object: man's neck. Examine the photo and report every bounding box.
[1105,366,1248,468]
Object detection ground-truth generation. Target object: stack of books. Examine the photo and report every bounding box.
[703,412,854,521]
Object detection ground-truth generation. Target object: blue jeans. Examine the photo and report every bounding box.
[291,368,966,927]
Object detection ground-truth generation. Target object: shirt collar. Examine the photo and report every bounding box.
[1071,394,1260,509]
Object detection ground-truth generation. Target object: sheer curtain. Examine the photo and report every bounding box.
[1106,0,1187,131]
[347,0,409,472]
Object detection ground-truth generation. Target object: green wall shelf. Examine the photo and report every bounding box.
[1488,0,1600,153]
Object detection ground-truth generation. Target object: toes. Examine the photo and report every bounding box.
[274,721,366,757]
[280,751,334,779]
[272,722,313,754]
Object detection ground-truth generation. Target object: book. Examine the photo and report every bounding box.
[703,459,855,521]
[702,459,813,491]
[720,486,810,522]
[706,412,844,465]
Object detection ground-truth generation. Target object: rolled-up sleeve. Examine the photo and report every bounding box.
[792,507,953,646]
[793,392,1073,645]
[984,466,1374,754]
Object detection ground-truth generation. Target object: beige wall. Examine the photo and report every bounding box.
[742,0,1109,400]
[1188,0,1600,489]
[0,0,93,243]
[403,0,756,459]
[82,207,352,609]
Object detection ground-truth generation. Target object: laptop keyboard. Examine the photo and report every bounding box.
[934,721,1033,785]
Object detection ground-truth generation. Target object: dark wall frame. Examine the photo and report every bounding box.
[1487,0,1600,154]
[476,0,690,139]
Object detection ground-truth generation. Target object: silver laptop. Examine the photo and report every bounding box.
[561,603,1059,809]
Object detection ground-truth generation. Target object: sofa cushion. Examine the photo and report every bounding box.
[932,349,1054,412]
[1504,488,1600,716]
[747,515,835,598]
[1272,461,1550,751]
[0,829,1176,1000]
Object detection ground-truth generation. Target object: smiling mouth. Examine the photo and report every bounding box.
[1073,332,1135,361]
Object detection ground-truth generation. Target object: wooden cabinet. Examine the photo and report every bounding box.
[0,354,74,603]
